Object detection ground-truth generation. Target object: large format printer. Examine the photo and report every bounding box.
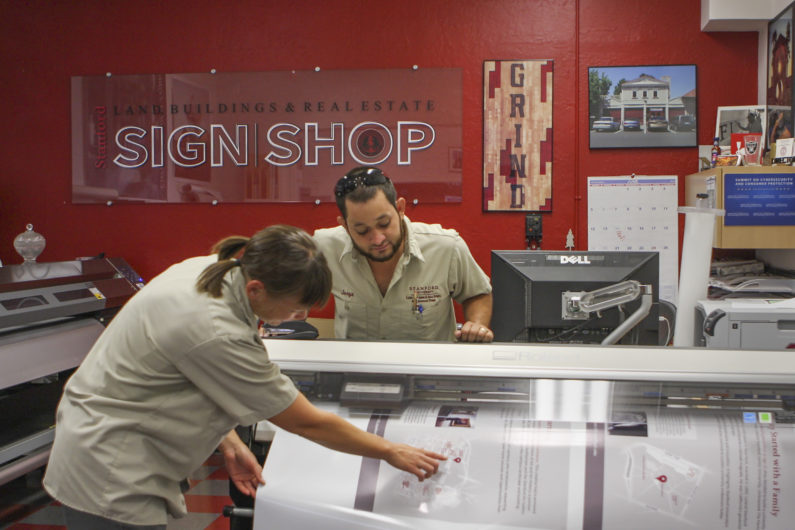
[0,258,144,486]
[250,339,795,530]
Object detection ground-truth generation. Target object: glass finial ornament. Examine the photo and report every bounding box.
[14,223,46,262]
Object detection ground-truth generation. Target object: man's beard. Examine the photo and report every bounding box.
[352,220,405,262]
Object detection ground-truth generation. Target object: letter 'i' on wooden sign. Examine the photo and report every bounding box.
[483,60,553,212]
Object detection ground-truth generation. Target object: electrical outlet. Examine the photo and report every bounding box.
[525,213,542,242]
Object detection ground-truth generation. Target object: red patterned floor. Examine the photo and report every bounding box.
[0,454,236,529]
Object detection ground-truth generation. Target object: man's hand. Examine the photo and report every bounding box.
[384,443,446,481]
[219,431,265,497]
[455,320,494,342]
[459,293,493,342]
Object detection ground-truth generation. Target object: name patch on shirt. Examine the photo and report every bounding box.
[406,285,443,305]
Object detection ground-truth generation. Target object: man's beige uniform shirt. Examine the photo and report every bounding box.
[43,256,298,526]
[314,217,491,341]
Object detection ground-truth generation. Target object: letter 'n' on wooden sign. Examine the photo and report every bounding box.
[483,60,553,212]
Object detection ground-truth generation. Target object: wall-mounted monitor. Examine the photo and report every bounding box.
[491,250,660,345]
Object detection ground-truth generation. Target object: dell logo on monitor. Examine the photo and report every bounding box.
[560,255,591,264]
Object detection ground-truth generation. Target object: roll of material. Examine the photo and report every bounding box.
[673,207,722,347]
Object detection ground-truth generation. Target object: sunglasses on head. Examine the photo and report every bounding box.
[334,167,390,198]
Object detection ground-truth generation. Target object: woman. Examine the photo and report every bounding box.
[43,225,444,529]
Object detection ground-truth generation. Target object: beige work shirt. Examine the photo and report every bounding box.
[43,255,298,526]
[314,217,491,341]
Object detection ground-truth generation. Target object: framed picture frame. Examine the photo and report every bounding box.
[768,104,794,149]
[714,105,767,150]
[168,76,212,184]
[767,3,793,109]
[448,147,462,172]
[588,64,697,149]
[768,4,795,152]
[483,59,553,211]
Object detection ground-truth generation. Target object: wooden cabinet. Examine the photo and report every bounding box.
[684,166,795,249]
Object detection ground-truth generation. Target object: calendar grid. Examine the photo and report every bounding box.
[588,175,679,303]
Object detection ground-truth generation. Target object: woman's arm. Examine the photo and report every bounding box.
[268,393,446,481]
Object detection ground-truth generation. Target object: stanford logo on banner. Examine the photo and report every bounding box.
[482,60,553,212]
[71,69,462,204]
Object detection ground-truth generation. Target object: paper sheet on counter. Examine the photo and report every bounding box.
[254,401,794,530]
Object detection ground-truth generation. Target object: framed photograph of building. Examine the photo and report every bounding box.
[588,64,697,149]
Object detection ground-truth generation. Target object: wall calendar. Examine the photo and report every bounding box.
[587,175,679,304]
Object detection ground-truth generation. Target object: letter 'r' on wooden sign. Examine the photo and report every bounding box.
[482,60,553,212]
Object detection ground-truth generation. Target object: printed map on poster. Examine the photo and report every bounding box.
[255,400,794,530]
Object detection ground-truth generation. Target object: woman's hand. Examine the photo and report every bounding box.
[219,431,265,497]
[384,443,446,481]
[269,395,446,482]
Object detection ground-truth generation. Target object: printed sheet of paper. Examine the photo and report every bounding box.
[587,176,679,304]
[255,402,580,530]
[254,400,794,529]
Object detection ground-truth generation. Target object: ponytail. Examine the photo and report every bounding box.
[195,226,331,308]
[195,236,248,297]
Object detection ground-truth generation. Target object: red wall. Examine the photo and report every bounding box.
[0,1,757,316]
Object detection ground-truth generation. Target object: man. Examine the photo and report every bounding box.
[314,166,493,342]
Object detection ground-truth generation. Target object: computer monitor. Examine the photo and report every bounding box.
[491,250,660,345]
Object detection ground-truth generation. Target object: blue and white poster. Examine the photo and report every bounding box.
[724,172,795,226]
